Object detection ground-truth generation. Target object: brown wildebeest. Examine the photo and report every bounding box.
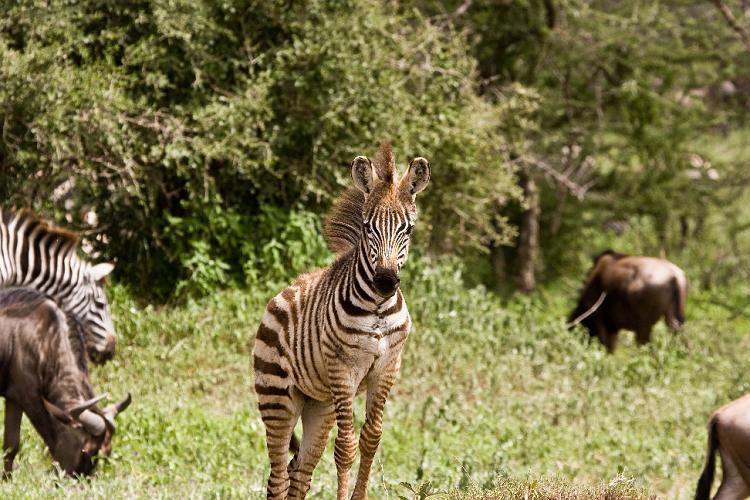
[0,288,131,478]
[567,250,688,352]
[695,394,750,500]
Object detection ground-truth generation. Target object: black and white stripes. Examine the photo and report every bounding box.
[253,144,430,499]
[0,209,116,363]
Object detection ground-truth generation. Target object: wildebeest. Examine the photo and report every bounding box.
[568,250,688,352]
[0,288,130,478]
[695,394,750,500]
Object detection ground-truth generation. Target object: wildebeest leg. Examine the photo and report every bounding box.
[3,399,22,480]
[635,327,651,346]
[287,399,335,499]
[595,324,616,353]
[259,387,304,500]
[665,312,684,332]
[714,446,750,500]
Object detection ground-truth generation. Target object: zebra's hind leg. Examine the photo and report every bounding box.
[258,386,304,500]
[287,399,336,499]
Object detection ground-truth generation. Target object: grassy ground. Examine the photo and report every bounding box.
[0,258,748,499]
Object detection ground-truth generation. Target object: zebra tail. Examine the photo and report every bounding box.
[695,416,718,500]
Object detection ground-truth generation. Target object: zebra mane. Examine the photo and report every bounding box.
[373,142,396,182]
[9,209,80,249]
[325,187,365,256]
[324,142,397,256]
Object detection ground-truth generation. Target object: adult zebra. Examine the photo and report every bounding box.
[0,209,116,363]
[253,143,430,500]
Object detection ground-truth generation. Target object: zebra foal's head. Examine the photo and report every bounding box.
[350,144,430,298]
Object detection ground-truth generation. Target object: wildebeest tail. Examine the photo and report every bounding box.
[694,416,718,500]
[671,276,687,328]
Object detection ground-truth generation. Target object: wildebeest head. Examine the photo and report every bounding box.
[591,249,626,265]
[43,393,131,476]
[566,251,624,335]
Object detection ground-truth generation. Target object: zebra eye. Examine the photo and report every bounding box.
[405,224,413,235]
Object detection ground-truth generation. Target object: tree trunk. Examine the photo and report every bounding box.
[680,215,690,246]
[490,243,507,286]
[518,169,540,293]
[550,184,567,237]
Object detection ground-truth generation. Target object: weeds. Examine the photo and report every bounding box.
[0,257,744,498]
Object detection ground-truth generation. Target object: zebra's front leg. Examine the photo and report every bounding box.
[287,399,336,499]
[351,361,399,500]
[329,368,359,500]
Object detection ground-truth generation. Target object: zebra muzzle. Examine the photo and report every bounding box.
[372,267,400,297]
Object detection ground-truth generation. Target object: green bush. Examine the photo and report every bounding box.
[0,0,523,298]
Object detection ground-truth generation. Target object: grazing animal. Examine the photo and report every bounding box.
[567,250,688,352]
[695,394,750,500]
[0,288,131,477]
[253,144,430,499]
[0,209,116,363]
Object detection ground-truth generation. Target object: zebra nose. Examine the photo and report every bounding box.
[372,267,400,297]
[91,336,116,364]
[104,335,116,355]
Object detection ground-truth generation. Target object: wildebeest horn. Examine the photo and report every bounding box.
[78,410,106,436]
[69,393,108,419]
[43,398,72,424]
[112,393,131,415]
[103,393,132,429]
[566,291,607,328]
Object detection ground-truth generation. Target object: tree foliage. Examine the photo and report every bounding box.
[1,0,524,297]
[411,0,750,285]
[2,0,749,296]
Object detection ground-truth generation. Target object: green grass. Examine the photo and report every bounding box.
[0,260,748,499]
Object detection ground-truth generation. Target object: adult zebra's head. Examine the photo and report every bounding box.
[350,147,430,298]
[81,262,116,363]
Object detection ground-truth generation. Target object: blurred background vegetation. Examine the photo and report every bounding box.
[2,0,750,299]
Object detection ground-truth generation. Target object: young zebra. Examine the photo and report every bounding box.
[0,209,116,363]
[253,144,430,499]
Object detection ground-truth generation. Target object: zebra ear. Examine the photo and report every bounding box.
[351,156,376,195]
[400,157,430,199]
[90,262,115,282]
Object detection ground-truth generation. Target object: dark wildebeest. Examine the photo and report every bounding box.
[0,288,130,478]
[567,250,688,352]
[695,394,750,500]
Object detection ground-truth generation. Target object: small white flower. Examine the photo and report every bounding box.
[688,153,704,168]
[686,169,701,180]
[84,209,98,226]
